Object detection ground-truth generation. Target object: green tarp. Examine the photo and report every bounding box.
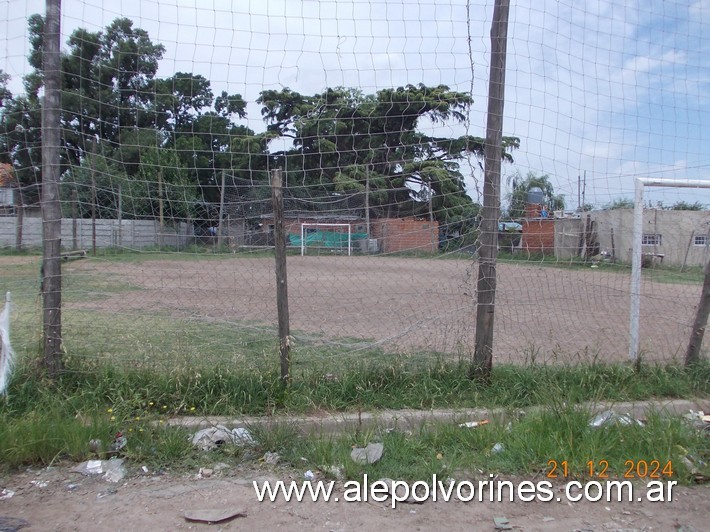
[288,230,368,248]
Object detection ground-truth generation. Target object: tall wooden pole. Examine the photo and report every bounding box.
[685,257,710,366]
[15,183,24,252]
[365,167,370,240]
[271,169,291,384]
[158,170,164,249]
[471,0,510,381]
[41,0,64,377]
[217,169,226,248]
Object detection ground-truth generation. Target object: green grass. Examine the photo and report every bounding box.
[2,368,707,483]
[264,403,708,484]
[1,358,707,477]
[497,251,705,285]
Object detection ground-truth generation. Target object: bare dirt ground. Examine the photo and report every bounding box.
[1,464,707,531]
[66,255,701,363]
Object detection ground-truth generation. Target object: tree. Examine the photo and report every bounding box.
[670,200,703,211]
[4,15,267,218]
[258,84,518,235]
[0,71,43,206]
[506,171,564,219]
[605,197,634,210]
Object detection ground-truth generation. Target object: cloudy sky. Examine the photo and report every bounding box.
[2,0,709,208]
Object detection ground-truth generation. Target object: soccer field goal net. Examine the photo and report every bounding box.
[294,223,367,256]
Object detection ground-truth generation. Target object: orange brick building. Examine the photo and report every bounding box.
[521,203,555,254]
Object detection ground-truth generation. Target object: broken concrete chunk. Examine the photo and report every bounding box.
[350,442,384,465]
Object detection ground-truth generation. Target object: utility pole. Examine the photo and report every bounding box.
[471,0,510,382]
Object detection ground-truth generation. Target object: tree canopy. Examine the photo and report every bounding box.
[1,14,521,241]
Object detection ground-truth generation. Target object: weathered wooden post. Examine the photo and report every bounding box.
[471,0,510,381]
[41,0,64,377]
[271,169,291,384]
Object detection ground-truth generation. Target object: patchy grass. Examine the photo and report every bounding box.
[0,357,707,477]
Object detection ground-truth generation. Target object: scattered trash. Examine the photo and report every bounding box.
[184,508,247,524]
[66,484,79,491]
[674,445,707,477]
[589,410,643,428]
[72,458,125,483]
[108,432,127,457]
[304,470,315,480]
[261,452,281,465]
[29,480,48,488]
[685,410,710,432]
[351,442,384,465]
[458,420,489,428]
[491,443,505,454]
[102,459,126,483]
[0,488,15,500]
[197,468,213,479]
[494,516,513,530]
[191,425,255,451]
[72,459,105,476]
[232,427,255,445]
[141,465,149,474]
[0,516,30,532]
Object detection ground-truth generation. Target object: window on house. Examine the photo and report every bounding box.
[642,233,662,246]
[694,234,708,246]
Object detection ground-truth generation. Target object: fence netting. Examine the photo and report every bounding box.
[0,1,707,373]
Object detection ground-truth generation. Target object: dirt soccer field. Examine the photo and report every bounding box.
[63,254,702,364]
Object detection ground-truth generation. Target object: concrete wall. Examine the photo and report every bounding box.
[554,218,584,259]
[0,216,194,250]
[590,209,710,267]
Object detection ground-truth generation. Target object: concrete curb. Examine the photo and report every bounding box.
[166,398,709,437]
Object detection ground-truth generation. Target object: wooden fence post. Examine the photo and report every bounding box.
[471,0,510,381]
[41,0,64,377]
[271,169,291,384]
[685,257,710,366]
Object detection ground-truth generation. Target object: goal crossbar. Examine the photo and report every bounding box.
[300,223,352,256]
[630,178,710,361]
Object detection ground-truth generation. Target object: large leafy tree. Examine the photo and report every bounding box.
[2,15,267,216]
[0,70,42,204]
[258,85,519,230]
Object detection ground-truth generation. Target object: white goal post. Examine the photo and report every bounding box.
[630,178,710,361]
[300,223,352,256]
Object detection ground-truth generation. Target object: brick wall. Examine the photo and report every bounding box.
[522,219,555,253]
[371,217,438,253]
